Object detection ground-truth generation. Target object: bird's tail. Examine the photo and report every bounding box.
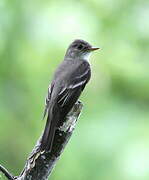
[40,105,59,152]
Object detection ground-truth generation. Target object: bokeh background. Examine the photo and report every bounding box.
[0,0,149,179]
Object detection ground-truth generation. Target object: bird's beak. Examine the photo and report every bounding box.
[88,47,100,51]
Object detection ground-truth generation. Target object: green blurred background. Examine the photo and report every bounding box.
[0,0,149,179]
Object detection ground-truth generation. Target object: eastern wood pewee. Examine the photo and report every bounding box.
[40,39,99,151]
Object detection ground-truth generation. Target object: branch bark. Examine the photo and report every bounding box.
[0,101,83,180]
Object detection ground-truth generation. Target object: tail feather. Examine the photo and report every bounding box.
[40,105,59,151]
[45,116,57,151]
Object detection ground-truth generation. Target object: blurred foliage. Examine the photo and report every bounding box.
[0,0,149,180]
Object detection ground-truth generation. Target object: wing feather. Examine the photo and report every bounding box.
[57,62,91,107]
[43,82,54,119]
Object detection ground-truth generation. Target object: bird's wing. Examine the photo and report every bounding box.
[57,61,91,108]
[41,60,91,151]
[43,82,55,119]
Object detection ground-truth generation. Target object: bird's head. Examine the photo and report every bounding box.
[65,39,99,61]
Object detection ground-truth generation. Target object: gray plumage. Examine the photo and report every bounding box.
[40,39,99,151]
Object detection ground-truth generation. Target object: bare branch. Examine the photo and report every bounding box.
[15,101,83,180]
[0,164,14,180]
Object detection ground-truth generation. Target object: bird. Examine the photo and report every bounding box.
[40,39,99,152]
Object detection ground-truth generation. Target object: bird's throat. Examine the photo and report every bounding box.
[81,52,91,61]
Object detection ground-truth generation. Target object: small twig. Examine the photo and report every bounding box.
[0,101,83,180]
[0,164,14,180]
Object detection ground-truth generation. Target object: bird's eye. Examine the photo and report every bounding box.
[77,44,83,50]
